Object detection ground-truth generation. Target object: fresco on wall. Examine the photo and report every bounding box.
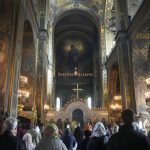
[56,36,93,74]
[132,20,150,114]
[0,33,9,112]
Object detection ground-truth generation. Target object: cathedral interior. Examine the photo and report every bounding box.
[0,0,150,128]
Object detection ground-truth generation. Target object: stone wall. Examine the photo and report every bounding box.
[132,20,150,114]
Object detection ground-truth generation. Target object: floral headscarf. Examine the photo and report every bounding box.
[44,123,59,138]
[91,122,106,137]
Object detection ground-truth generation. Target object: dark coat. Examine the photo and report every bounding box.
[61,129,76,150]
[87,135,108,150]
[74,126,84,143]
[79,137,90,150]
[0,130,26,150]
[106,125,149,150]
[74,126,84,150]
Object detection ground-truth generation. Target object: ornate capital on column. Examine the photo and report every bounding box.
[38,30,48,39]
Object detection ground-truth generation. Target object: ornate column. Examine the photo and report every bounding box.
[4,0,20,116]
[31,37,38,123]
[100,24,106,107]
[93,53,99,107]
[9,0,26,118]
[47,26,54,108]
[38,30,48,122]
[114,0,136,110]
[93,46,102,107]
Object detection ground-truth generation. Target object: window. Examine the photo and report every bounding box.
[87,97,92,109]
[56,97,60,111]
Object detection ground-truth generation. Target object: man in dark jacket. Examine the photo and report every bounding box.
[0,117,26,150]
[106,109,149,150]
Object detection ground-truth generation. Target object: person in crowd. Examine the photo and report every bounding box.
[0,117,26,150]
[35,125,42,144]
[101,118,108,128]
[84,122,92,131]
[105,125,112,138]
[23,133,35,150]
[17,123,27,139]
[64,118,70,129]
[39,123,44,137]
[56,119,64,130]
[111,123,119,134]
[61,128,76,150]
[35,123,67,150]
[87,122,108,150]
[146,131,150,146]
[74,122,84,150]
[28,124,41,146]
[106,109,149,150]
[0,117,4,134]
[79,130,92,150]
[132,122,141,132]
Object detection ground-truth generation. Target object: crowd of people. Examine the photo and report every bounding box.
[0,109,150,150]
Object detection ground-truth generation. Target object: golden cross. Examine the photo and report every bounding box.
[73,84,83,100]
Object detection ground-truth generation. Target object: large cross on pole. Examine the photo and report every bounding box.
[73,84,83,100]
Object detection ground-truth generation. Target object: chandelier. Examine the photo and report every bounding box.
[18,90,30,98]
[146,77,150,88]
[44,104,50,111]
[20,75,28,83]
[114,95,122,100]
[110,103,122,111]
[110,95,122,111]
[18,75,30,98]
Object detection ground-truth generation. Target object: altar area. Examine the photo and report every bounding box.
[46,99,108,123]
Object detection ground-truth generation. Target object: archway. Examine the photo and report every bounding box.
[18,21,35,112]
[54,9,101,108]
[72,109,83,124]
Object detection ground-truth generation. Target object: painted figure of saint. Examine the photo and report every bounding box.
[67,44,79,71]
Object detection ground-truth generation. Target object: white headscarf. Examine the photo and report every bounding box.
[23,133,35,150]
[35,126,40,133]
[132,122,140,132]
[91,122,107,137]
[112,124,119,134]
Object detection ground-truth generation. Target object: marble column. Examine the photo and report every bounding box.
[115,0,136,111]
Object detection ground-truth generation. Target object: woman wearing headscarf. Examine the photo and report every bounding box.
[87,122,108,150]
[35,123,67,150]
[23,133,35,150]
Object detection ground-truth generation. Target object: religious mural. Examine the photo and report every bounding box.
[132,20,150,114]
[56,36,93,75]
[0,0,12,34]
[55,36,94,104]
[50,0,105,20]
[0,33,9,112]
